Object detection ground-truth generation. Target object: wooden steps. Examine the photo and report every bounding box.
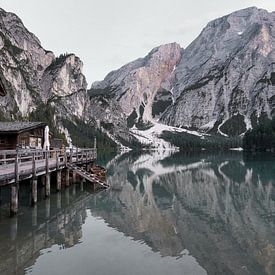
[67,163,109,189]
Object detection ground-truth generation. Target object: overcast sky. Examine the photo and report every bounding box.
[0,0,275,86]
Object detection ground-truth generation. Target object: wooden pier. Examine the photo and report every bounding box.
[0,147,108,216]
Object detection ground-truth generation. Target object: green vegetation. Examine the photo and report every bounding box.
[29,104,66,142]
[30,103,117,151]
[161,131,242,151]
[116,135,145,150]
[135,120,154,130]
[0,109,10,121]
[46,53,72,72]
[127,106,154,130]
[243,117,275,152]
[152,89,172,118]
[127,109,138,128]
[62,118,117,152]
[101,121,114,131]
[219,114,247,136]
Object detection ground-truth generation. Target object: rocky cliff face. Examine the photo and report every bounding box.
[0,8,54,119]
[1,6,275,148]
[92,7,275,138]
[0,7,140,149]
[90,43,182,126]
[161,7,275,136]
[0,8,99,147]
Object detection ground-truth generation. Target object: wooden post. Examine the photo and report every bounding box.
[72,184,76,196]
[94,137,97,150]
[56,150,59,170]
[10,216,18,241]
[41,175,46,186]
[15,150,19,183]
[45,150,50,197]
[70,148,73,164]
[56,192,61,209]
[45,197,50,219]
[56,150,61,192]
[32,205,37,227]
[81,151,84,164]
[57,170,61,192]
[11,150,19,216]
[31,153,37,206]
[76,147,78,163]
[65,169,70,187]
[65,188,70,205]
[64,149,67,167]
[10,184,18,216]
[72,170,77,183]
[85,152,88,164]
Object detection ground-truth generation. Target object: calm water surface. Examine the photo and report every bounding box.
[0,151,275,275]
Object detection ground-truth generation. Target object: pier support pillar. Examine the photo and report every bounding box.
[65,188,70,205]
[31,178,38,206]
[32,205,37,227]
[57,192,61,209]
[65,169,70,187]
[10,184,19,216]
[45,174,51,197]
[72,184,76,196]
[80,181,84,192]
[41,175,46,186]
[56,170,62,192]
[10,216,18,241]
[45,198,50,219]
[72,170,77,184]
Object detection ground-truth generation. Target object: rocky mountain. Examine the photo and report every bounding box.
[0,7,119,149]
[91,7,275,142]
[0,8,86,121]
[161,7,275,137]
[91,43,181,124]
[1,6,275,149]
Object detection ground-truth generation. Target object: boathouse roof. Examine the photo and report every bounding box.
[0,122,46,133]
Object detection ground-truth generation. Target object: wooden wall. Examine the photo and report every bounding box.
[0,126,45,150]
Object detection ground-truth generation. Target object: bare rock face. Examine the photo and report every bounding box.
[160,7,275,135]
[91,43,182,124]
[0,8,89,144]
[0,8,54,119]
[40,53,88,121]
[1,6,275,147]
[91,7,275,138]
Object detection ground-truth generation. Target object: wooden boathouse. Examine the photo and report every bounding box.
[0,122,109,216]
[0,122,48,150]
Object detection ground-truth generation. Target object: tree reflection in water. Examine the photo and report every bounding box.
[0,151,274,275]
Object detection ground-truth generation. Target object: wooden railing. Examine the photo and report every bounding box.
[0,148,97,184]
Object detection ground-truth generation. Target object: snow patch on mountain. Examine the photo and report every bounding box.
[131,122,204,149]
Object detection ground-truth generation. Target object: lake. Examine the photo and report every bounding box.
[0,150,274,275]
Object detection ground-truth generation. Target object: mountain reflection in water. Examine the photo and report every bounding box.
[0,151,274,275]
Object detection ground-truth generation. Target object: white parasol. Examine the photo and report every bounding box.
[43,125,50,150]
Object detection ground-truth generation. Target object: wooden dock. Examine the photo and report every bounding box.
[0,147,108,216]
